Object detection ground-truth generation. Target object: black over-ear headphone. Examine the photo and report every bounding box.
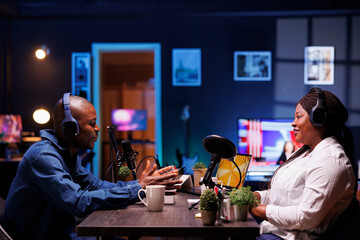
[309,88,327,127]
[62,92,79,137]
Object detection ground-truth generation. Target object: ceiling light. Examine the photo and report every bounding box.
[35,45,50,60]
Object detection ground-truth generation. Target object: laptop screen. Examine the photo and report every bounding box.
[216,154,252,189]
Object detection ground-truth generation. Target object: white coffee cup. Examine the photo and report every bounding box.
[138,185,165,212]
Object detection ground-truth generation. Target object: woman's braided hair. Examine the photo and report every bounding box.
[264,88,357,190]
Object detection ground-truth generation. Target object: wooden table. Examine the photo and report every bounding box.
[76,192,260,239]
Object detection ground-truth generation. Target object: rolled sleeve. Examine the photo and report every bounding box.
[256,190,269,205]
[266,204,302,229]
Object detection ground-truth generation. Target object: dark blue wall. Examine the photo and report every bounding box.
[8,16,276,166]
[7,13,360,169]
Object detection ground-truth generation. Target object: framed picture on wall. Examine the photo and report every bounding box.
[304,46,334,85]
[172,48,201,86]
[71,52,91,100]
[234,51,271,81]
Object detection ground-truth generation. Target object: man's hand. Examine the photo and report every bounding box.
[152,165,178,177]
[138,160,182,190]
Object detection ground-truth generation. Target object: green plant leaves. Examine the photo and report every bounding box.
[229,186,259,208]
[199,189,218,211]
[193,162,207,169]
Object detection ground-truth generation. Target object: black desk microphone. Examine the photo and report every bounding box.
[121,139,137,179]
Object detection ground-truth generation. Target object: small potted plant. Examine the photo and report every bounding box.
[118,166,131,181]
[192,162,207,187]
[199,188,218,226]
[229,186,259,221]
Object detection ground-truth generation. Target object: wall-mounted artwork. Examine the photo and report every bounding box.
[234,51,271,81]
[71,52,91,100]
[304,46,334,85]
[172,49,201,86]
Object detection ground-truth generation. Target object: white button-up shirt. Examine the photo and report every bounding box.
[257,137,356,240]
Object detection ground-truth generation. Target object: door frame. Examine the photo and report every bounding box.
[91,43,162,178]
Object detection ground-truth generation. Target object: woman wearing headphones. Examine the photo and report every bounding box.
[250,88,357,240]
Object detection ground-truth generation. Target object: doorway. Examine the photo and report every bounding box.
[92,43,162,180]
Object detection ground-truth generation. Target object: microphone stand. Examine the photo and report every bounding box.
[107,126,121,183]
[200,153,221,189]
[189,154,221,211]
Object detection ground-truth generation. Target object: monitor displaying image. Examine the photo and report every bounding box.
[111,109,147,131]
[238,118,302,176]
[0,115,23,144]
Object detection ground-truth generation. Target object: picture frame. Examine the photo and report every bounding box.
[71,52,91,100]
[304,46,334,85]
[234,51,271,81]
[172,48,201,86]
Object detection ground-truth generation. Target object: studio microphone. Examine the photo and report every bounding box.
[121,139,137,179]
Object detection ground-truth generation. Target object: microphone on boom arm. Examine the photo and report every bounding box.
[121,139,138,180]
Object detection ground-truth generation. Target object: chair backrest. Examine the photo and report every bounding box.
[320,197,360,240]
[335,198,360,239]
[0,197,12,240]
[0,197,5,225]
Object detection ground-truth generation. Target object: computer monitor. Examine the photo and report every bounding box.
[0,115,22,144]
[111,109,147,131]
[237,118,301,176]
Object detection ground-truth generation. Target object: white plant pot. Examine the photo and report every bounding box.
[233,204,249,221]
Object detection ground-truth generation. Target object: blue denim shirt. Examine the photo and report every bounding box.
[5,129,142,240]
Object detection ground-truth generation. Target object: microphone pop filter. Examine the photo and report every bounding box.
[202,135,237,159]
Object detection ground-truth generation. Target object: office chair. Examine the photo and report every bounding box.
[0,197,12,240]
[319,197,360,240]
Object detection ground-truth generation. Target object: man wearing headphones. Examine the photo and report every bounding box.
[249,88,357,240]
[4,93,182,240]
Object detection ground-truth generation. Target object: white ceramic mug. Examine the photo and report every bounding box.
[138,185,165,212]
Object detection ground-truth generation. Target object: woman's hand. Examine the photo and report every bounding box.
[250,204,268,221]
[249,191,268,220]
[138,160,182,190]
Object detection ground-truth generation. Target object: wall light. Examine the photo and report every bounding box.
[33,108,51,124]
[35,45,50,60]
